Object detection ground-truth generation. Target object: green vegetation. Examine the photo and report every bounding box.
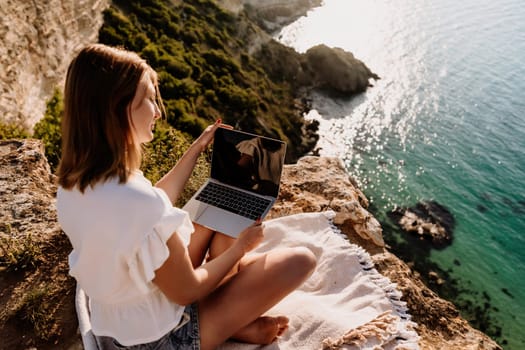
[33,88,63,170]
[3,0,317,183]
[141,121,210,206]
[0,122,30,140]
[99,0,314,161]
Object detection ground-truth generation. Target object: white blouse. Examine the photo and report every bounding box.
[57,171,194,346]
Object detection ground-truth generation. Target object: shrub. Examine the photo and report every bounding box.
[202,50,241,76]
[141,121,209,206]
[217,86,258,112]
[141,43,161,66]
[204,31,224,49]
[204,89,218,105]
[99,7,138,49]
[33,88,63,170]
[0,122,30,139]
[161,55,193,79]
[200,71,217,90]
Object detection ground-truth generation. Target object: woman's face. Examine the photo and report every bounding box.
[129,75,161,144]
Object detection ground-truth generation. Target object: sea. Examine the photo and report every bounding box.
[275,0,525,348]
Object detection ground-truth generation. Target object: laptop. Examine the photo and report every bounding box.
[182,127,286,237]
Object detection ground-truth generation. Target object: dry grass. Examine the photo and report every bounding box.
[0,231,77,349]
[11,285,56,340]
[0,229,43,272]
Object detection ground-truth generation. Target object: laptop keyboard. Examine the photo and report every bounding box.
[196,182,271,220]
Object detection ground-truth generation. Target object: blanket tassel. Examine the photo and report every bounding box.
[321,311,399,349]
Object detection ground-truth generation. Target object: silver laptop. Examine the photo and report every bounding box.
[182,128,286,237]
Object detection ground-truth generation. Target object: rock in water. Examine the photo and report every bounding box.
[303,44,380,95]
[389,200,455,248]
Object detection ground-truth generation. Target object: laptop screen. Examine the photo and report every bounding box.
[211,128,287,197]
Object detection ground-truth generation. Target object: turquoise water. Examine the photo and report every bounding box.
[276,0,525,348]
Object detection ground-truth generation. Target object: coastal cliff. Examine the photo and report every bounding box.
[0,140,501,349]
[0,0,375,141]
[0,0,109,129]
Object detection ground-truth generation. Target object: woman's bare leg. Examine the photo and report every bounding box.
[206,234,289,343]
[208,232,235,258]
[207,232,239,281]
[197,246,316,350]
[188,227,244,282]
[187,223,216,268]
[206,232,290,343]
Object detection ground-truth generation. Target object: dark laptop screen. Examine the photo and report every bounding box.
[211,128,286,197]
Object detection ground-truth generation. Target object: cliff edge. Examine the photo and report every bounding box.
[0,0,108,129]
[0,140,501,349]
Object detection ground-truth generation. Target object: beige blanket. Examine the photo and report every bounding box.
[77,211,419,349]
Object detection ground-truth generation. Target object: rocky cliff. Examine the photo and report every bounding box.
[0,140,501,349]
[0,0,108,129]
[270,156,500,349]
[0,0,375,135]
[217,0,379,96]
[0,140,77,349]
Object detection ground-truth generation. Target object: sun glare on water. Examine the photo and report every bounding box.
[278,0,391,57]
[277,0,436,206]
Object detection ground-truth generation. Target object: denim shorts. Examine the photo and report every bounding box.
[95,303,201,350]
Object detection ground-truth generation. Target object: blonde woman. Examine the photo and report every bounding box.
[56,44,316,350]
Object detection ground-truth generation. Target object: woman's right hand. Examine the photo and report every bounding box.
[234,220,264,255]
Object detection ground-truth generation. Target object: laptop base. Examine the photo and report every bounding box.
[183,198,254,238]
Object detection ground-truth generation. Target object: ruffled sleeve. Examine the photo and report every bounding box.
[127,207,194,293]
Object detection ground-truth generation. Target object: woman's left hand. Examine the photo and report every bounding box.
[156,119,233,203]
[193,119,232,153]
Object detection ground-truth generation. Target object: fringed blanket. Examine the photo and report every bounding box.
[76,211,419,349]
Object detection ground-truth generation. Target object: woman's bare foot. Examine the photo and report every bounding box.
[231,316,289,344]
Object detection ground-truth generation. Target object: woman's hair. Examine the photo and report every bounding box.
[57,44,162,192]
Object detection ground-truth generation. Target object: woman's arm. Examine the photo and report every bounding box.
[153,221,263,305]
[155,120,224,204]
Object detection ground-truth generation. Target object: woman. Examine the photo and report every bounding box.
[56,44,316,350]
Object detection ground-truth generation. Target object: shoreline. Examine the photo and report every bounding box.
[262,1,520,345]
[380,219,506,344]
[266,155,502,349]
[303,107,518,347]
[306,110,507,344]
[304,111,509,346]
